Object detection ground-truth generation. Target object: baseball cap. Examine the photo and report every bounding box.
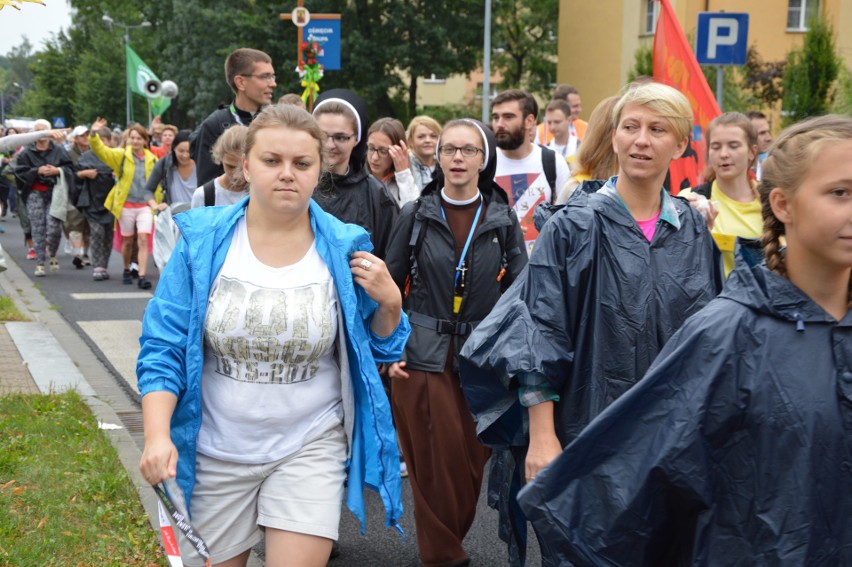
[71,125,90,137]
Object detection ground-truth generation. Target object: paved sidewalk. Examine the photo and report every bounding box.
[0,323,39,395]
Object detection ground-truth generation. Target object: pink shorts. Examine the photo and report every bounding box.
[118,203,153,236]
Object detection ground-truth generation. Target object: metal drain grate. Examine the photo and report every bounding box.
[115,410,145,435]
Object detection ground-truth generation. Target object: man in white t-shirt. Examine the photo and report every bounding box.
[492,89,570,254]
[544,99,575,161]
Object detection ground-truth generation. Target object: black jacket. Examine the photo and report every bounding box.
[385,181,527,372]
[312,89,398,258]
[519,251,852,566]
[74,150,117,225]
[14,141,73,203]
[191,102,255,186]
[313,168,398,259]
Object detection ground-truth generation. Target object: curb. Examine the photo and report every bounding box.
[0,249,164,534]
[0,249,261,566]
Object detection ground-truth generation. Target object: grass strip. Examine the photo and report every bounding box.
[0,295,29,322]
[0,390,164,566]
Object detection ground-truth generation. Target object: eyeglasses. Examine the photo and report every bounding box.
[326,133,355,145]
[241,73,276,83]
[439,145,484,158]
[367,145,390,157]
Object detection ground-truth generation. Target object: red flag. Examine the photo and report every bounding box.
[653,0,721,194]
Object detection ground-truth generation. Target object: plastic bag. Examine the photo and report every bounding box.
[153,204,189,271]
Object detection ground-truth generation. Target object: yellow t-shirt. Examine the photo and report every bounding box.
[681,181,762,277]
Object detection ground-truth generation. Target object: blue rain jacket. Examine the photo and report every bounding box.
[137,197,409,533]
[519,251,852,566]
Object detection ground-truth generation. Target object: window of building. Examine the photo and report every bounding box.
[644,0,660,35]
[476,82,499,101]
[423,73,446,85]
[787,0,820,31]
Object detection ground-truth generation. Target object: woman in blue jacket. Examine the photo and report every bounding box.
[137,104,410,566]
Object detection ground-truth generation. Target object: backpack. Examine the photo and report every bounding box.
[539,145,558,203]
[203,179,217,207]
[404,198,522,298]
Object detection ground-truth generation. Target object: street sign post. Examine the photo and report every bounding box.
[696,12,749,111]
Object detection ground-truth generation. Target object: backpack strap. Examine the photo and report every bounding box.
[540,146,558,203]
[404,199,426,298]
[203,179,217,207]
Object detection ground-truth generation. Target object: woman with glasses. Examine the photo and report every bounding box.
[366,118,420,208]
[384,119,527,567]
[312,89,398,258]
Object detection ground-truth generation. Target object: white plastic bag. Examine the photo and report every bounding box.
[153,204,189,271]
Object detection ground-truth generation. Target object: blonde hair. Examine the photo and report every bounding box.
[759,114,852,306]
[406,115,441,145]
[571,95,620,180]
[612,82,692,141]
[245,104,327,170]
[211,124,248,165]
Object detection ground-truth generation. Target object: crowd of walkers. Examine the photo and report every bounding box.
[2,45,850,567]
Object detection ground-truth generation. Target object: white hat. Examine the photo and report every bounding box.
[71,125,90,137]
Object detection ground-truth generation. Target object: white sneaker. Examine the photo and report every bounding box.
[49,257,60,273]
[34,265,45,277]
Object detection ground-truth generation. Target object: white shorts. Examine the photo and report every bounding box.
[118,204,153,236]
[178,418,347,566]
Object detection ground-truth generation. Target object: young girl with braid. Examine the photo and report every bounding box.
[516,114,852,565]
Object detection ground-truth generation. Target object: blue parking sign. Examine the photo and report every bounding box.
[696,13,749,65]
[52,117,66,128]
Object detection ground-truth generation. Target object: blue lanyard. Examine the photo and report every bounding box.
[441,199,483,288]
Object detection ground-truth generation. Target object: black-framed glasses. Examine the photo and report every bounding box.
[367,145,390,157]
[240,73,276,82]
[326,133,355,145]
[439,145,484,158]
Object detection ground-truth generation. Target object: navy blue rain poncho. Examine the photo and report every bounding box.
[458,180,723,564]
[518,251,852,566]
[459,181,724,450]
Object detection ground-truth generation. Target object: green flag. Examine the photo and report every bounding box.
[125,45,171,116]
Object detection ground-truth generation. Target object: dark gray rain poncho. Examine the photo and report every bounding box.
[518,251,852,566]
[458,178,724,564]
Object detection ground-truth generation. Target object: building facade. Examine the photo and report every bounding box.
[557,0,852,119]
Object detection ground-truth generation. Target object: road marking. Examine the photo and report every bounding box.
[77,320,143,395]
[70,292,153,300]
[6,322,95,396]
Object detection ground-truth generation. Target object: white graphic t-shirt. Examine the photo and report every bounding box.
[197,218,341,463]
[495,145,571,254]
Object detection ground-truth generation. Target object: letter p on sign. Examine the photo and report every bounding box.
[696,12,749,66]
[708,18,738,59]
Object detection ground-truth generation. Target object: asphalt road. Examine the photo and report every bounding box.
[0,211,541,565]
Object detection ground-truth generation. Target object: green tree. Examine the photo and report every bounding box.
[491,0,558,97]
[15,33,77,123]
[742,45,785,109]
[782,15,840,124]
[700,65,759,113]
[627,42,653,83]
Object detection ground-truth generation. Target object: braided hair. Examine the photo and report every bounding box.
[758,114,852,306]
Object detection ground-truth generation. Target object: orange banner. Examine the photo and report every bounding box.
[653,0,721,194]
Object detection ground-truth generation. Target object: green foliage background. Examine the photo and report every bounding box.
[1,0,558,127]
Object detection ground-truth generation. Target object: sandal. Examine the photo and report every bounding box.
[123,269,133,285]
